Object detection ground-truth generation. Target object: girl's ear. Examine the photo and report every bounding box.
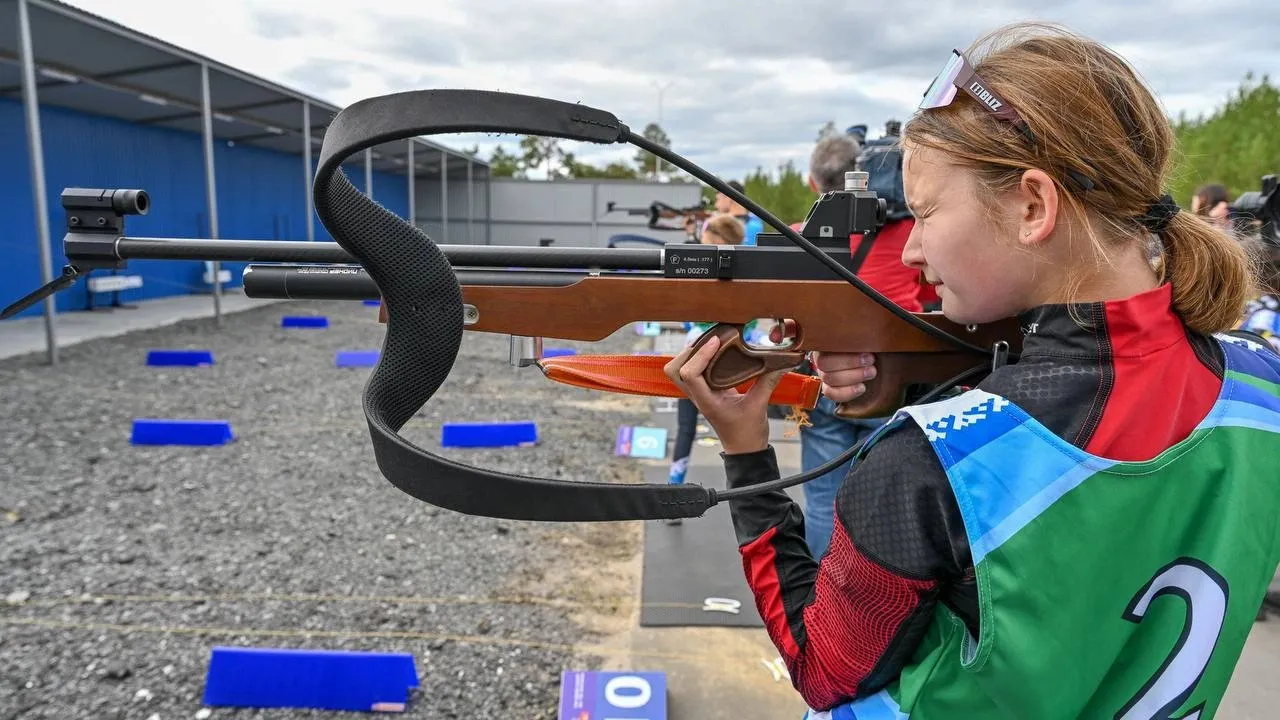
[1015,169,1059,247]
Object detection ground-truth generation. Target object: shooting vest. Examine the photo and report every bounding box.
[808,332,1280,720]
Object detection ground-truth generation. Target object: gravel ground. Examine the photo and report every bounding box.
[0,299,655,719]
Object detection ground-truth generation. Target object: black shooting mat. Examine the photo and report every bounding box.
[639,407,804,628]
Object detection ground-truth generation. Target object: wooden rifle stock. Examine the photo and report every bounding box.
[377,275,1024,417]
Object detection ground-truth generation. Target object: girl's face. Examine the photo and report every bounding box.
[900,144,1064,324]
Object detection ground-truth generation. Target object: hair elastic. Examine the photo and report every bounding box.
[1140,193,1180,234]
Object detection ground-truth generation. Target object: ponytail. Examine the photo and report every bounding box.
[1159,211,1261,335]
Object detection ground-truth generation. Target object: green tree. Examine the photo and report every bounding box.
[487,145,523,178]
[565,154,641,179]
[519,135,572,179]
[1168,73,1280,206]
[742,160,818,226]
[634,122,673,179]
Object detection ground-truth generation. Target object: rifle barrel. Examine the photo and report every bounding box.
[242,264,657,301]
[114,237,664,270]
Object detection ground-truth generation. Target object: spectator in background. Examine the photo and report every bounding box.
[793,132,930,558]
[1192,183,1232,230]
[716,180,765,246]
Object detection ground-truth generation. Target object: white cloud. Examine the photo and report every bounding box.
[56,0,1280,181]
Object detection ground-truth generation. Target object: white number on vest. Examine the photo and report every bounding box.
[1116,558,1229,720]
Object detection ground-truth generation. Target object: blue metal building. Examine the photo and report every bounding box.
[0,0,489,359]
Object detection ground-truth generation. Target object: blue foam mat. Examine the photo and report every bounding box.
[202,646,419,712]
[363,299,381,307]
[281,316,329,328]
[131,419,235,446]
[336,350,380,367]
[147,349,215,366]
[541,347,577,358]
[441,421,538,447]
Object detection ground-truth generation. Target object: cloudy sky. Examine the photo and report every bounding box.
[61,0,1280,181]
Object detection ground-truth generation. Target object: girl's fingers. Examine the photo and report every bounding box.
[817,364,877,387]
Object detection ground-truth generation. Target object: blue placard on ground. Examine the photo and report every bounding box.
[559,670,666,720]
[131,419,234,446]
[336,350,380,367]
[146,349,215,367]
[282,316,329,328]
[615,426,669,459]
[541,347,577,358]
[202,646,419,712]
[441,421,538,448]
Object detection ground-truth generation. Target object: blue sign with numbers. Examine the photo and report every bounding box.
[615,426,668,460]
[558,671,666,719]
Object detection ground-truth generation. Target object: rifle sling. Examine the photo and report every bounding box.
[311,89,717,521]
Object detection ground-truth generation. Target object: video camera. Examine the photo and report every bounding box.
[1230,174,1278,247]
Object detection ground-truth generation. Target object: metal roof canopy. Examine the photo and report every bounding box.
[2,0,493,366]
[0,0,489,178]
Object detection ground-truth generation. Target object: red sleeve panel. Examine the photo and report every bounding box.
[726,439,955,711]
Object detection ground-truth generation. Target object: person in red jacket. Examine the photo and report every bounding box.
[665,22,1274,717]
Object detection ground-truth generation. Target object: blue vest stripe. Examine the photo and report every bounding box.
[822,689,909,720]
[1221,374,1280,408]
[969,459,1105,564]
[1204,399,1280,434]
[1216,333,1280,378]
[945,422,1098,559]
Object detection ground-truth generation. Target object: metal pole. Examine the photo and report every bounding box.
[365,149,373,198]
[467,161,473,244]
[407,140,416,231]
[441,150,448,243]
[652,80,673,180]
[17,0,57,364]
[302,100,314,241]
[200,62,221,325]
[485,172,492,245]
[590,181,599,246]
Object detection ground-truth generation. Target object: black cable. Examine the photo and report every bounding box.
[714,362,991,501]
[625,130,1020,363]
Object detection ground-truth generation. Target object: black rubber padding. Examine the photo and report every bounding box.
[311,89,715,521]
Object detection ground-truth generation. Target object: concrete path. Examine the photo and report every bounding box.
[0,290,282,361]
[619,431,810,719]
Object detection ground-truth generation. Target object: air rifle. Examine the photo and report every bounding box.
[604,199,712,233]
[2,89,1023,524]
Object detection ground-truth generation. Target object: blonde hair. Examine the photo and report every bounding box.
[703,214,746,245]
[902,21,1259,334]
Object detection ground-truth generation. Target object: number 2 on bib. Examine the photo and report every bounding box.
[1116,557,1229,720]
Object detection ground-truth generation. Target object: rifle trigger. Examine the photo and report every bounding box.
[990,340,1010,372]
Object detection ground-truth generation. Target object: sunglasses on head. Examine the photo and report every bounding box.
[920,49,1023,124]
[917,49,1097,192]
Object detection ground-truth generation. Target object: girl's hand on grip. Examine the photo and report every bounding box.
[663,334,788,455]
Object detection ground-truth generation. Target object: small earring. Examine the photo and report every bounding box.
[1023,231,1031,237]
